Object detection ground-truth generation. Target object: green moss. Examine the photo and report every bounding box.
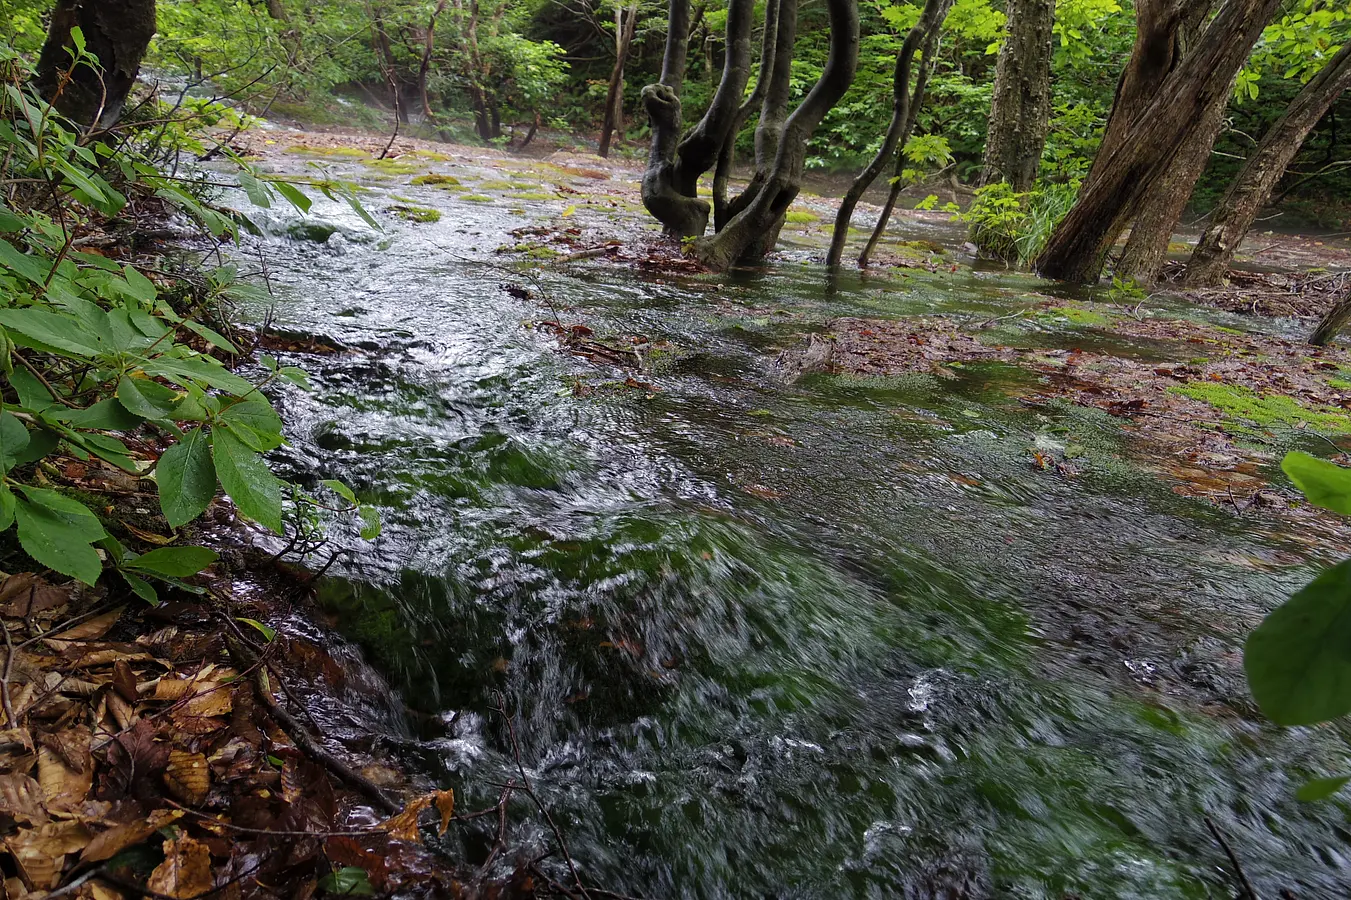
[784,210,819,224]
[360,158,423,175]
[509,191,559,201]
[390,204,441,223]
[525,246,561,259]
[896,239,946,254]
[461,194,493,203]
[1038,304,1112,327]
[411,149,453,161]
[285,145,367,157]
[1329,377,1351,391]
[410,173,461,186]
[478,180,516,191]
[1169,382,1351,434]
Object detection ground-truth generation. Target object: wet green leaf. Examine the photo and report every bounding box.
[237,617,277,642]
[158,427,216,528]
[318,867,374,896]
[211,426,283,533]
[14,487,107,585]
[1283,451,1351,516]
[1297,774,1351,802]
[0,410,30,473]
[125,546,219,577]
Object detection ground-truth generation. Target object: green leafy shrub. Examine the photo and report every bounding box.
[963,180,1080,263]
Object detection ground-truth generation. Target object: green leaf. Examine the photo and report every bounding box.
[238,170,272,209]
[358,505,381,540]
[182,320,239,354]
[211,427,283,533]
[59,398,143,431]
[236,617,277,642]
[157,427,216,528]
[121,265,158,303]
[8,368,53,411]
[0,239,49,286]
[14,488,106,585]
[221,399,284,451]
[0,410,30,473]
[1296,774,1351,802]
[1245,558,1351,726]
[0,308,104,357]
[145,355,256,395]
[271,180,313,214]
[117,376,179,421]
[322,479,357,504]
[1283,451,1351,516]
[125,545,218,577]
[120,570,159,604]
[0,484,14,531]
[318,868,374,896]
[279,366,312,390]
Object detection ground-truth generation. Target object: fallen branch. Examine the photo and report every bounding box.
[1204,815,1259,900]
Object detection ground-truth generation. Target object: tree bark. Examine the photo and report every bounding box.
[857,21,942,268]
[263,0,289,20]
[1186,40,1351,287]
[33,0,157,130]
[418,0,450,121]
[641,0,755,238]
[827,0,952,268]
[1311,285,1351,347]
[599,1,639,158]
[713,0,780,230]
[694,0,860,270]
[1033,0,1282,283]
[977,0,1055,191]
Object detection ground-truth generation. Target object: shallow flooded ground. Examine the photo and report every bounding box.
[227,136,1351,898]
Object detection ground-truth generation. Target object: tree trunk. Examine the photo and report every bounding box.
[263,0,289,20]
[641,0,755,238]
[1186,40,1351,287]
[599,1,639,158]
[694,0,860,270]
[1034,0,1282,283]
[713,0,780,230]
[418,0,450,121]
[977,0,1054,191]
[33,0,157,130]
[1311,285,1351,347]
[827,0,952,268]
[857,21,942,268]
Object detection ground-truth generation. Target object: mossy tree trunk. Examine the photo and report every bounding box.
[1312,285,1351,347]
[826,0,953,269]
[1034,0,1282,283]
[977,0,1055,192]
[34,0,157,130]
[1186,40,1351,287]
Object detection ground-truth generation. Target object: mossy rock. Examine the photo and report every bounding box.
[360,158,423,175]
[285,145,367,158]
[286,220,341,242]
[896,239,946,254]
[477,180,515,191]
[389,204,441,224]
[784,210,819,224]
[1169,381,1351,434]
[1037,304,1112,327]
[411,149,453,161]
[510,191,558,201]
[461,194,493,203]
[410,174,461,187]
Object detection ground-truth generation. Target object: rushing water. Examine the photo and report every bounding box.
[232,150,1351,898]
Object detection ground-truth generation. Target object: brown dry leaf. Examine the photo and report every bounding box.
[106,691,136,731]
[37,727,92,810]
[5,820,92,890]
[112,660,138,703]
[0,773,47,824]
[68,648,153,669]
[0,727,34,753]
[434,789,454,836]
[146,835,212,899]
[0,574,68,617]
[163,750,210,806]
[381,794,433,842]
[46,609,123,643]
[89,882,124,900]
[81,808,184,864]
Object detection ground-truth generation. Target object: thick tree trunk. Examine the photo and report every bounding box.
[33,0,157,130]
[977,0,1054,191]
[857,22,942,268]
[1034,0,1282,283]
[641,0,755,238]
[418,0,450,121]
[1311,285,1351,347]
[263,0,289,20]
[713,0,780,230]
[599,1,639,158]
[694,0,860,270]
[827,0,953,268]
[1186,40,1351,287]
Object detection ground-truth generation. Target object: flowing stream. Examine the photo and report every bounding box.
[228,148,1351,898]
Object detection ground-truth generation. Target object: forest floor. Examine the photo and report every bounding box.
[238,124,1351,523]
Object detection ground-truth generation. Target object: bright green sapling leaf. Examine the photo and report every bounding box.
[1296,774,1351,802]
[1283,451,1351,516]
[157,427,216,528]
[211,426,283,533]
[124,545,219,577]
[0,410,30,473]
[13,486,107,585]
[1245,558,1351,726]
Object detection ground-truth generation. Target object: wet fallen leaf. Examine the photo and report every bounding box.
[163,750,211,806]
[147,834,212,899]
[82,808,184,863]
[0,773,47,825]
[434,789,454,836]
[37,728,92,810]
[382,794,432,842]
[46,608,123,643]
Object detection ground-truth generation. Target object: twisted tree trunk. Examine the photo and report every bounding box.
[34,0,157,130]
[1034,0,1282,283]
[713,0,780,230]
[977,0,1054,191]
[694,0,860,270]
[1186,40,1351,287]
[827,0,953,268]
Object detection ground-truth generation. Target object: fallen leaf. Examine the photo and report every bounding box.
[147,834,212,899]
[5,820,91,890]
[37,727,92,810]
[381,794,432,842]
[434,789,454,836]
[163,749,211,806]
[0,574,69,617]
[0,773,47,825]
[82,808,184,863]
[45,609,123,643]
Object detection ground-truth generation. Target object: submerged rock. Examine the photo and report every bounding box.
[770,332,837,382]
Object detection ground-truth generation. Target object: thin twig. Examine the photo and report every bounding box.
[1,614,16,726]
[1204,815,1259,900]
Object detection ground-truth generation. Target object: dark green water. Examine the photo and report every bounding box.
[238,155,1351,898]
